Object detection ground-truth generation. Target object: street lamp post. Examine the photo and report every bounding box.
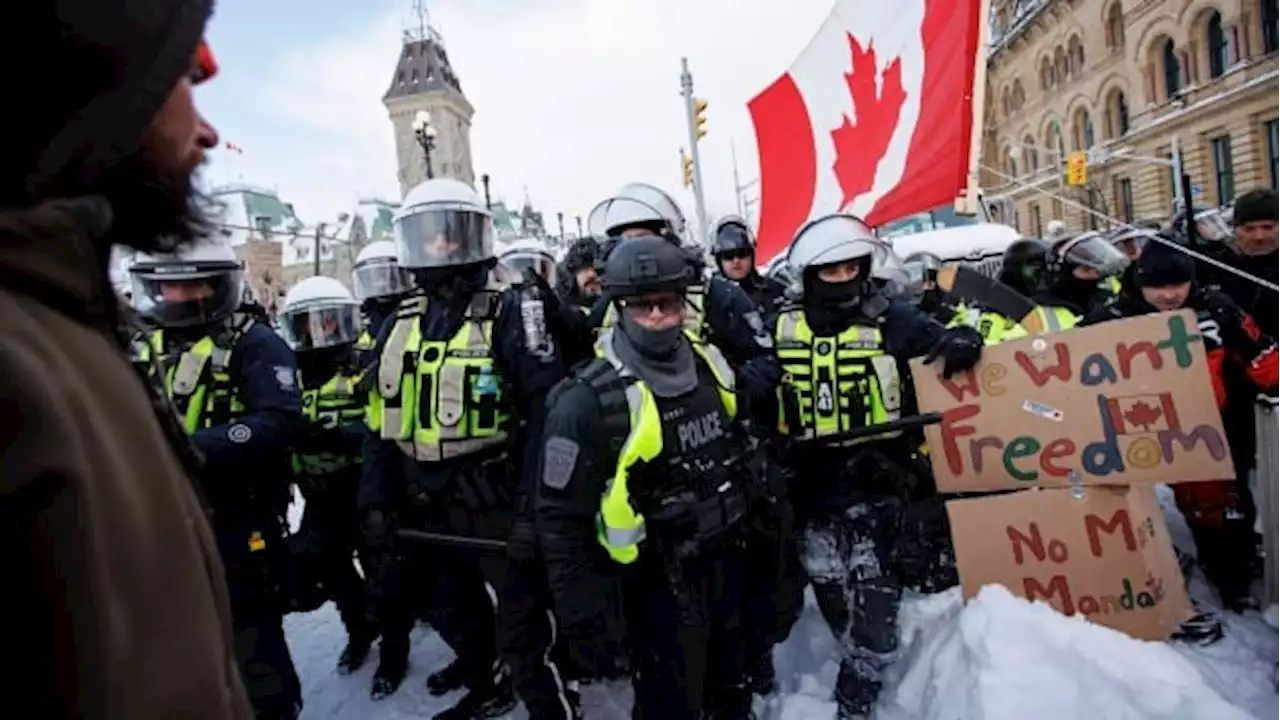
[556,212,565,243]
[575,215,583,238]
[412,110,437,181]
[481,174,492,209]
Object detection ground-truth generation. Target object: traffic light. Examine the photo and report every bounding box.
[1066,150,1088,186]
[693,98,708,141]
[680,149,694,188]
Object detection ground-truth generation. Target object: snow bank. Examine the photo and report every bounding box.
[879,585,1257,720]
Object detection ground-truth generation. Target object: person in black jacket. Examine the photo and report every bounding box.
[709,215,787,321]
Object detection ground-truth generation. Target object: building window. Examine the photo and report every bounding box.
[1207,13,1229,77]
[1166,148,1178,200]
[1106,3,1125,53]
[1115,177,1134,222]
[1069,36,1085,76]
[1265,0,1279,54]
[1115,92,1129,135]
[1082,112,1094,148]
[1266,118,1278,190]
[1163,39,1181,98]
[1031,203,1043,236]
[1212,134,1235,204]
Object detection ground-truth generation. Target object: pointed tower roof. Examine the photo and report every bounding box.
[384,3,466,102]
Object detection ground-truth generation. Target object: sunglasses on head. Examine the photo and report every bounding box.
[194,40,218,84]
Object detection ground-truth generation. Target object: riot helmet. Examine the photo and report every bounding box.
[129,237,244,328]
[998,238,1050,297]
[497,237,556,284]
[393,178,494,275]
[351,239,414,302]
[1052,231,1130,279]
[1105,227,1151,261]
[593,182,688,242]
[602,235,698,360]
[278,276,361,352]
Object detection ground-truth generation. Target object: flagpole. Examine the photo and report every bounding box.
[958,0,993,216]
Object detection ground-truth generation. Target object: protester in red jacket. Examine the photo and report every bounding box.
[1084,240,1277,610]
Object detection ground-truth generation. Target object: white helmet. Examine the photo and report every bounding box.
[352,239,413,302]
[393,178,494,271]
[787,214,907,290]
[278,276,360,351]
[128,237,244,328]
[497,237,556,284]
[592,182,688,241]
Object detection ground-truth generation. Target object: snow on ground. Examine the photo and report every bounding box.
[286,486,1278,719]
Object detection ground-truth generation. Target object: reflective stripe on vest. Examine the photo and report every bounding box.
[592,328,737,565]
[295,372,365,475]
[599,284,707,337]
[367,290,510,462]
[773,308,899,441]
[355,329,376,351]
[139,326,246,435]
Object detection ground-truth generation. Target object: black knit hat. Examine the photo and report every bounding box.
[1234,188,1279,226]
[1136,240,1195,287]
[2,0,214,205]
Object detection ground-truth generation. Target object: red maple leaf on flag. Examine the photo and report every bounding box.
[830,34,907,210]
[1123,401,1164,432]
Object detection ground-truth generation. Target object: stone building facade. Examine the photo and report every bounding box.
[233,238,285,317]
[981,0,1278,236]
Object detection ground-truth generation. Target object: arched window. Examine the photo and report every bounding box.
[1023,134,1039,172]
[1106,3,1125,53]
[1162,39,1181,98]
[1207,12,1229,77]
[1040,57,1054,89]
[1110,91,1130,136]
[1013,80,1025,108]
[1081,111,1095,148]
[1002,87,1012,115]
[1054,46,1069,83]
[1068,36,1085,76]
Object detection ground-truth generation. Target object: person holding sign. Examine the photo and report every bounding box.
[1082,241,1278,611]
[767,214,984,720]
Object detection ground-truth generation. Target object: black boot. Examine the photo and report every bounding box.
[427,658,475,696]
[337,629,375,675]
[743,653,776,696]
[430,666,517,720]
[370,640,409,700]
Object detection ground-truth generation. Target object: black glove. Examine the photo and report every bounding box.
[361,506,392,550]
[924,328,983,379]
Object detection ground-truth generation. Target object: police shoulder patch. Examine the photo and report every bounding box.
[274,365,296,390]
[227,424,253,443]
[541,436,580,490]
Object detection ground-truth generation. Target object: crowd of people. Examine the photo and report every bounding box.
[1,4,1277,720]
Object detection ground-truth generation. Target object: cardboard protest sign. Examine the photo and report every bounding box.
[946,485,1193,640]
[910,310,1234,493]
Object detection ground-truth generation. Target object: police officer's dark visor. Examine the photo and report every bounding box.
[131,266,240,328]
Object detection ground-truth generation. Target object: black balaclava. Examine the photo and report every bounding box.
[297,346,350,388]
[1050,266,1100,312]
[362,296,401,332]
[613,310,696,397]
[802,256,872,335]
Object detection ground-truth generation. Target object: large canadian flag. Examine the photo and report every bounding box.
[748,0,986,262]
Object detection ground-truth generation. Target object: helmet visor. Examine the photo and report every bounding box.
[352,258,414,301]
[499,255,556,283]
[395,209,494,269]
[1059,233,1131,277]
[130,267,242,328]
[279,303,361,351]
[1194,209,1232,242]
[714,223,753,255]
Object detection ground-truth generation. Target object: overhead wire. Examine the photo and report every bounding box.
[979,163,1279,294]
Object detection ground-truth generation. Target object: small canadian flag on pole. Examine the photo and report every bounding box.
[225,141,245,155]
[748,0,988,262]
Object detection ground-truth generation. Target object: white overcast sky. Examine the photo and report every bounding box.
[200,0,832,229]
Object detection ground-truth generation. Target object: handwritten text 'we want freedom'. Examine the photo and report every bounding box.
[936,314,1228,483]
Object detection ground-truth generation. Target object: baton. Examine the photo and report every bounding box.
[395,528,509,552]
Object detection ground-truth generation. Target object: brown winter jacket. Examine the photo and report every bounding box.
[0,201,254,719]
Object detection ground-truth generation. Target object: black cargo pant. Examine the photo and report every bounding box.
[286,479,369,634]
[220,525,303,720]
[625,540,747,720]
[739,499,804,684]
[800,494,904,719]
[375,488,510,679]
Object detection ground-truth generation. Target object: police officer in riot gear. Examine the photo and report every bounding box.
[352,239,414,358]
[360,178,566,718]
[588,183,780,402]
[768,214,982,719]
[277,276,375,674]
[497,238,557,285]
[1049,231,1130,312]
[962,237,1085,344]
[537,235,759,719]
[711,214,787,318]
[129,239,304,720]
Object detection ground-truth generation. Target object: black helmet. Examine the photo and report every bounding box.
[712,216,754,256]
[602,235,697,298]
[998,237,1050,296]
[1051,232,1130,277]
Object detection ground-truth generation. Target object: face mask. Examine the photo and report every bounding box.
[619,310,684,359]
[810,277,862,314]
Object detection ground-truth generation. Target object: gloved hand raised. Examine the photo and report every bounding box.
[924,327,983,379]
